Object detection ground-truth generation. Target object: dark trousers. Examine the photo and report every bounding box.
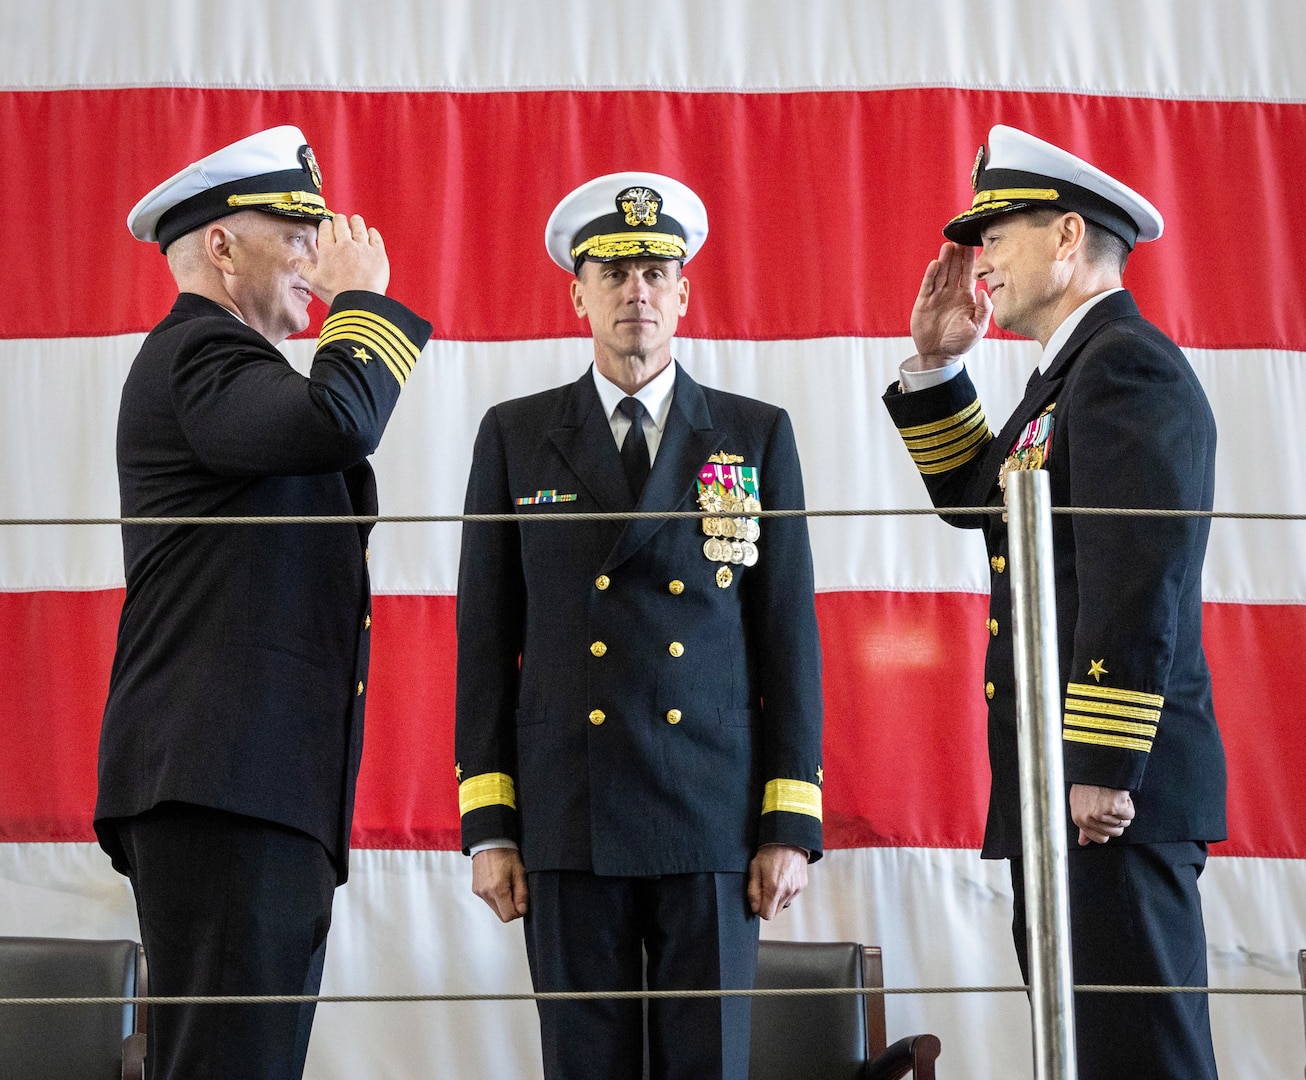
[1011,840,1218,1080]
[523,870,760,1080]
[115,802,337,1080]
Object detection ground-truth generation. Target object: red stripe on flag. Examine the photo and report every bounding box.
[353,593,461,850]
[3,88,1304,349]
[0,589,120,842]
[1205,601,1306,859]
[2,589,1300,857]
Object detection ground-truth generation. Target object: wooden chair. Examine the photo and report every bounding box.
[0,936,147,1080]
[749,940,940,1080]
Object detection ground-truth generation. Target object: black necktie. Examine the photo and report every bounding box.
[617,397,651,498]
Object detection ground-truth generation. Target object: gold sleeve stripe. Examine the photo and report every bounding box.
[895,399,993,476]
[761,778,823,821]
[896,398,985,439]
[1063,729,1153,753]
[1064,713,1158,739]
[1064,698,1161,724]
[458,772,517,816]
[319,317,418,371]
[318,312,422,387]
[913,430,993,474]
[320,327,411,386]
[904,420,993,460]
[320,310,422,364]
[907,426,993,470]
[1066,682,1164,709]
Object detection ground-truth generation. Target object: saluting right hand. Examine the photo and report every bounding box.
[909,241,993,368]
[296,213,391,305]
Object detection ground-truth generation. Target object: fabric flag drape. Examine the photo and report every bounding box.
[2,3,1304,1076]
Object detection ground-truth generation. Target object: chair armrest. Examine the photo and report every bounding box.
[863,1033,941,1080]
[122,1032,146,1080]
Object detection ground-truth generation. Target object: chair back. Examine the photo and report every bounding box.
[0,936,145,1080]
[749,940,876,1080]
[1299,949,1306,1080]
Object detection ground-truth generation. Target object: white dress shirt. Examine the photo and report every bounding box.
[592,359,677,463]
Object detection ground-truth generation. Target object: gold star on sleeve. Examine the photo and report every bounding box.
[1087,659,1109,682]
[353,346,372,363]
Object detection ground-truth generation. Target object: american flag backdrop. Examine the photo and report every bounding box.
[2,2,1305,1076]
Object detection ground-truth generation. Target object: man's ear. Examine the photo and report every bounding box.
[570,274,587,319]
[677,273,690,316]
[204,223,237,274]
[1054,212,1088,262]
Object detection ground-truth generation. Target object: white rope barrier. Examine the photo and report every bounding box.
[4,984,1305,1009]
[0,507,1302,527]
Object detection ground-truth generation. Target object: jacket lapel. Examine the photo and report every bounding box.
[602,362,724,572]
[973,290,1140,496]
[1042,289,1139,383]
[546,370,633,512]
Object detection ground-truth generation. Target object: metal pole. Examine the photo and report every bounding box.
[1006,469,1077,1080]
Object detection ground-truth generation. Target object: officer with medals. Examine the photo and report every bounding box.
[454,173,824,1079]
[96,126,432,1079]
[883,126,1226,1078]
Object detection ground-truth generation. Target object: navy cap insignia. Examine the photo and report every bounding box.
[619,187,660,227]
[300,144,324,191]
[970,144,986,193]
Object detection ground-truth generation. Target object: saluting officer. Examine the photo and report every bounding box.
[96,126,431,1080]
[883,126,1226,1079]
[454,172,824,1080]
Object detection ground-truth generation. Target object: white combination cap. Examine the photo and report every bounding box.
[545,172,708,273]
[944,124,1163,248]
[127,125,332,252]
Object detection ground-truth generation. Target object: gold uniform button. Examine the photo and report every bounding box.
[595,575,611,591]
[356,681,365,696]
[984,682,995,700]
[665,709,682,725]
[668,580,685,595]
[987,618,999,636]
[991,555,1005,574]
[589,709,606,726]
[668,641,684,657]
[590,641,608,657]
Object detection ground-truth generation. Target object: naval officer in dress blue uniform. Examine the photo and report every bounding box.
[883,126,1226,1079]
[96,126,432,1080]
[455,173,824,1080]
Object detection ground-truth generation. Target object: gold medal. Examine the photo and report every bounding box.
[716,565,733,588]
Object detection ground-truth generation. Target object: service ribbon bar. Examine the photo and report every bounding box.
[514,491,579,505]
